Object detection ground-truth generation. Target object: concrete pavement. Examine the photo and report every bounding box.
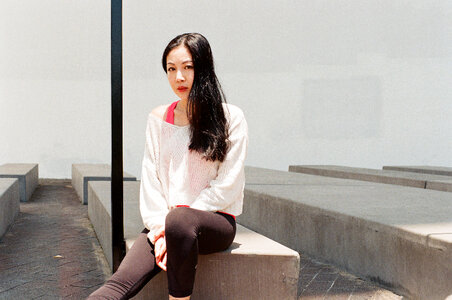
[0,180,110,299]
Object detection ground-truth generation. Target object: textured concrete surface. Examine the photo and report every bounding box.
[289,165,452,192]
[0,179,20,240]
[71,163,136,204]
[0,163,39,202]
[88,180,142,269]
[426,179,452,193]
[246,166,375,187]
[0,178,404,300]
[297,256,402,300]
[131,225,300,300]
[88,180,300,299]
[383,166,452,177]
[0,180,111,299]
[240,166,452,299]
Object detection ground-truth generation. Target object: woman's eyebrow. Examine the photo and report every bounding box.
[166,60,192,65]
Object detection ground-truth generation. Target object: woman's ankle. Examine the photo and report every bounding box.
[169,295,190,300]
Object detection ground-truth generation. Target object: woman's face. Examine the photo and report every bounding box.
[166,45,194,101]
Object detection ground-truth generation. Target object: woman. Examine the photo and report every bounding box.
[88,33,248,299]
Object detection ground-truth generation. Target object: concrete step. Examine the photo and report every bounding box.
[0,178,20,239]
[239,166,452,300]
[0,163,39,202]
[88,180,300,300]
[383,165,452,177]
[71,163,136,204]
[288,165,452,192]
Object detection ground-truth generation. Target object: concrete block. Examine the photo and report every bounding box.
[0,163,38,202]
[247,166,375,187]
[0,178,20,239]
[239,167,452,300]
[131,225,299,300]
[383,165,452,177]
[88,180,142,269]
[72,163,136,204]
[88,179,300,300]
[289,165,452,193]
[426,179,452,193]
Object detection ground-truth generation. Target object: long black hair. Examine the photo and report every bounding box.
[162,33,230,162]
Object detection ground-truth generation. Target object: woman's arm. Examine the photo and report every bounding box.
[140,113,169,244]
[190,107,248,212]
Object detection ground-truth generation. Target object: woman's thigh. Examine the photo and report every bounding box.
[165,207,236,254]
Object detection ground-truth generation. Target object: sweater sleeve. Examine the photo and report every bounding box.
[139,115,169,244]
[190,108,248,212]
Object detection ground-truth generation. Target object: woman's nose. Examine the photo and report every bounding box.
[176,70,185,82]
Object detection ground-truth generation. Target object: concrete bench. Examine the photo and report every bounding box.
[88,180,300,300]
[288,165,452,193]
[71,163,136,204]
[88,180,142,268]
[383,165,452,177]
[0,163,38,202]
[239,166,452,300]
[0,178,20,240]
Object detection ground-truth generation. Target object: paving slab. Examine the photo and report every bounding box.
[296,256,401,299]
[88,180,300,300]
[239,166,452,300]
[289,165,452,192]
[0,180,111,299]
[71,163,136,204]
[383,165,452,177]
[0,163,39,202]
[0,178,20,240]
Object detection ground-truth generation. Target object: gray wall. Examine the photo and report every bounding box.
[1,1,451,178]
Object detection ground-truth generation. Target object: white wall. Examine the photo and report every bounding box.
[1,1,451,178]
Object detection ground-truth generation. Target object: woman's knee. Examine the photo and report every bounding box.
[165,207,199,243]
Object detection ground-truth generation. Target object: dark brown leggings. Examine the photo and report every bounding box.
[87,207,236,299]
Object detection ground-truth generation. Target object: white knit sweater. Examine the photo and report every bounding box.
[139,103,248,243]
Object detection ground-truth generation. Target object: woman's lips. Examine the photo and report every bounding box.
[177,87,188,92]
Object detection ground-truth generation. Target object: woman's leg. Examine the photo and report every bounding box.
[165,207,236,298]
[87,229,162,300]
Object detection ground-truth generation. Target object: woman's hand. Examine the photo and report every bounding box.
[154,227,167,271]
[153,226,165,242]
[154,236,167,271]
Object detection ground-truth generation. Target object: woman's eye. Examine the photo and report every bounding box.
[185,65,193,69]
[167,67,175,72]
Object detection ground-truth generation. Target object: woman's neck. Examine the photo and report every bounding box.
[173,99,190,126]
[176,99,188,114]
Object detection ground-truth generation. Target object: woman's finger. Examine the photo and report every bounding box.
[156,256,166,271]
[155,238,163,261]
[162,253,167,270]
[161,237,166,253]
[155,237,167,271]
[158,253,167,271]
[153,227,165,243]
